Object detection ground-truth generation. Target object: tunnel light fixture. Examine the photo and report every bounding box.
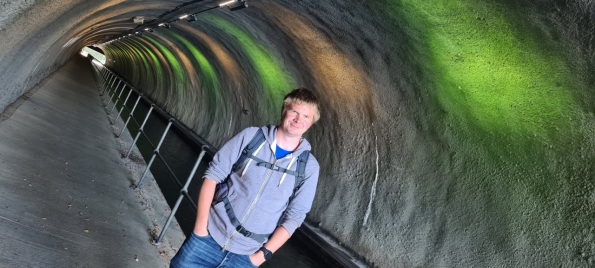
[219,0,238,7]
[229,1,248,11]
[133,16,145,25]
[124,0,246,38]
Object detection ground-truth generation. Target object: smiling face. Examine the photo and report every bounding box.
[279,102,316,139]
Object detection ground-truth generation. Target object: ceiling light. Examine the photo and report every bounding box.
[229,1,248,11]
[219,0,238,7]
[133,16,144,24]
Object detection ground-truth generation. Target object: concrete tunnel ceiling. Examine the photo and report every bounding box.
[1,0,595,267]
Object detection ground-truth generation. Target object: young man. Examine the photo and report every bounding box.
[171,88,321,267]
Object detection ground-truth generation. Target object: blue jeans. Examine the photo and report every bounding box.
[170,232,258,268]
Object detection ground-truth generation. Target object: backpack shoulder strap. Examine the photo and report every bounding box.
[288,150,310,202]
[231,128,266,173]
[277,150,311,226]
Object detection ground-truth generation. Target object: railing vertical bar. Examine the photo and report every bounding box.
[135,119,174,189]
[100,73,114,95]
[109,79,122,99]
[102,69,110,84]
[107,74,118,93]
[102,71,111,88]
[103,79,120,105]
[126,105,154,159]
[111,88,133,125]
[154,147,207,245]
[100,69,108,84]
[117,93,142,138]
[108,83,126,113]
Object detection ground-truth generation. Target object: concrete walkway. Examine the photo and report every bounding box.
[0,56,184,267]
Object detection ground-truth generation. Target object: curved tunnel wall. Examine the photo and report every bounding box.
[2,0,595,267]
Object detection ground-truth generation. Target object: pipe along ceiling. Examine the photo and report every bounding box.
[1,0,595,267]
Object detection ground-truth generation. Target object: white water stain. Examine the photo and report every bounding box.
[363,126,379,226]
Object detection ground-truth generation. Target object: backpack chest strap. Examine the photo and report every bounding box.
[246,154,304,178]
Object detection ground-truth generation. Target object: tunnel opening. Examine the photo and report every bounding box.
[81,46,106,64]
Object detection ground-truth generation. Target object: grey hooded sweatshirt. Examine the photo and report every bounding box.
[204,125,320,255]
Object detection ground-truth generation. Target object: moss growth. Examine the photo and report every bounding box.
[378,0,595,263]
[166,31,221,101]
[203,14,296,111]
[392,1,579,140]
[143,35,186,89]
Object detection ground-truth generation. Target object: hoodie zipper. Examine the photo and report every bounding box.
[221,159,276,251]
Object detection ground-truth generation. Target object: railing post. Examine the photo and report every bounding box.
[104,73,117,95]
[101,69,109,82]
[109,84,132,114]
[117,93,142,138]
[102,76,116,103]
[111,87,133,125]
[108,83,126,113]
[99,69,108,84]
[109,79,122,99]
[106,78,120,100]
[100,72,111,93]
[101,70,110,87]
[154,146,207,245]
[126,105,154,159]
[135,118,174,189]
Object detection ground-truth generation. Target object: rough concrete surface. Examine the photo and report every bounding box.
[0,56,184,267]
[1,0,595,267]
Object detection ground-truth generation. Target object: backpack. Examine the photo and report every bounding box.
[213,128,310,243]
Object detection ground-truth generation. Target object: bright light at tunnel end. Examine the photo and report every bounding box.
[81,47,106,64]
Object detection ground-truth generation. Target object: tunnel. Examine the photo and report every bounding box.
[1,0,595,267]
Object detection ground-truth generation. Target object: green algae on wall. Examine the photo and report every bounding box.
[166,31,221,104]
[203,14,296,112]
[107,39,166,90]
[375,0,595,266]
[165,30,224,127]
[392,0,580,139]
[143,35,187,91]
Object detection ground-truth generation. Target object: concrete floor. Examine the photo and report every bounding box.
[0,56,184,268]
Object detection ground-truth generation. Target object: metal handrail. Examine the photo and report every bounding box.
[117,93,143,138]
[93,63,146,139]
[155,146,207,244]
[89,57,215,245]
